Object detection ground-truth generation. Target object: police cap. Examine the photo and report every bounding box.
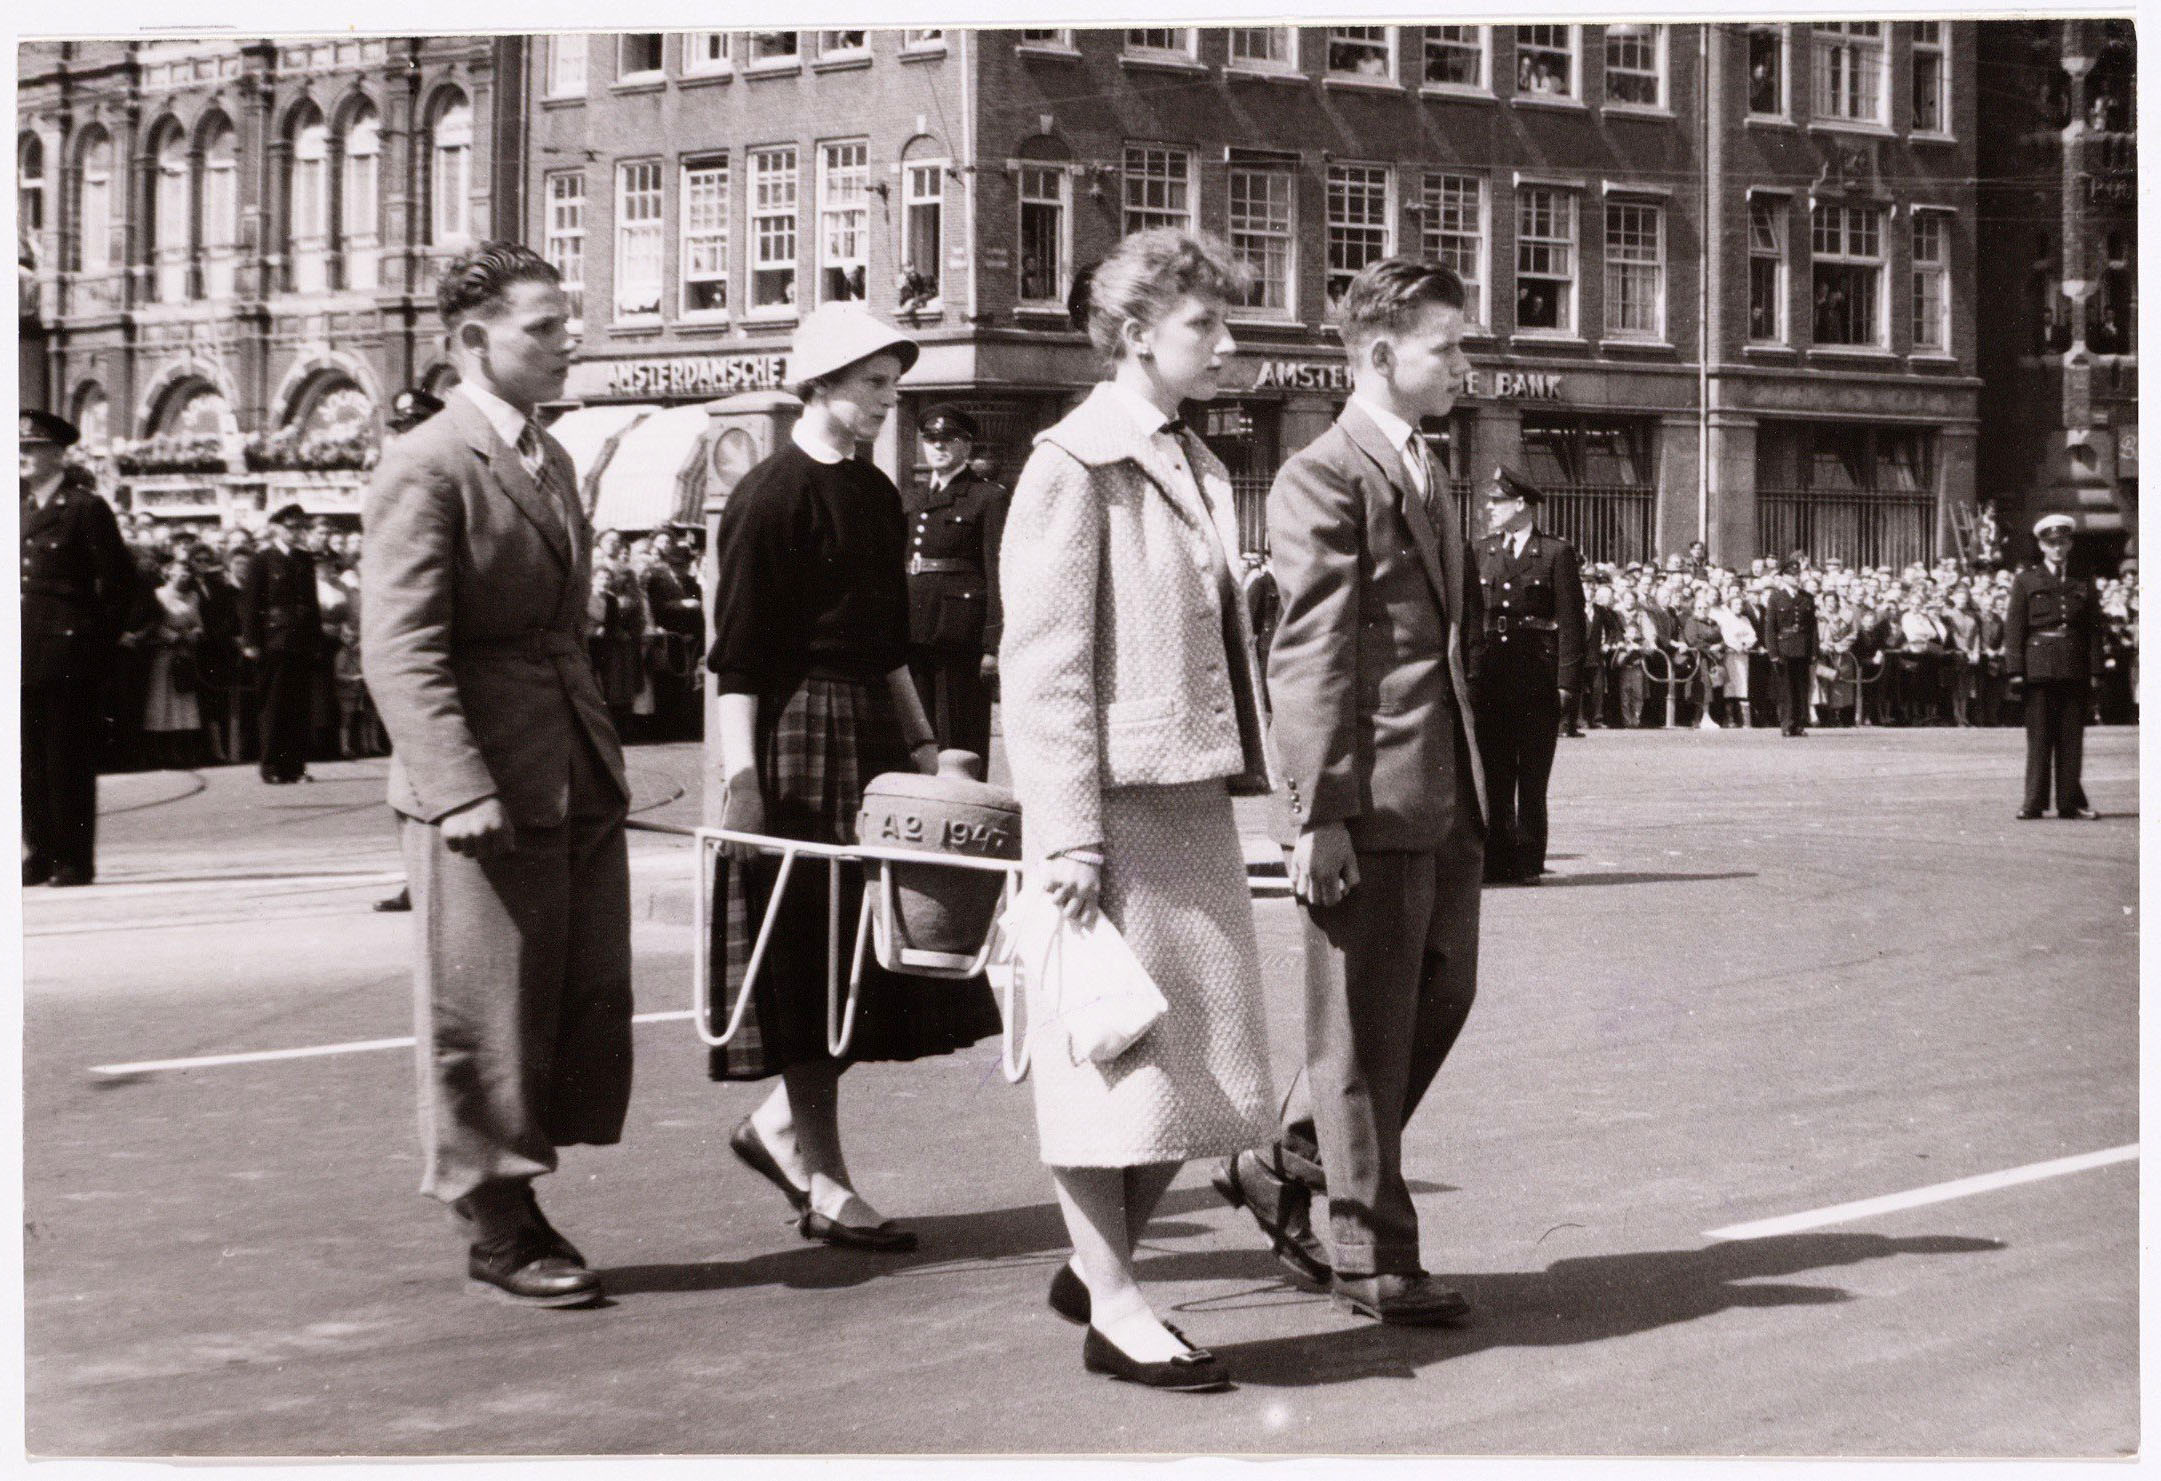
[267,502,311,529]
[20,409,80,448]
[1487,463,1544,505]
[2033,513,2076,539]
[387,388,445,433]
[919,405,980,443]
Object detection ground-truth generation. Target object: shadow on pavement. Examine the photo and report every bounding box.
[1538,871,1757,889]
[1193,1231,2005,1389]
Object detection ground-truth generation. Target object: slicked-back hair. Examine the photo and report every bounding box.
[1333,257,1467,356]
[435,240,562,329]
[1084,228,1248,361]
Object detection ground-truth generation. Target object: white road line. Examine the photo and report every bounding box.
[1705,1144,2139,1241]
[86,1010,697,1077]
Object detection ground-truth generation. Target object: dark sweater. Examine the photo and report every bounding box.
[706,441,910,694]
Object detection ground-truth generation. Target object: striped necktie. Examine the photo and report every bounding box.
[515,417,547,481]
[518,417,584,564]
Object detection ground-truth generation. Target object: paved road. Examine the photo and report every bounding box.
[22,726,2138,1457]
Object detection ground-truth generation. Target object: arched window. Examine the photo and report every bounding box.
[288,105,329,292]
[72,384,110,451]
[152,126,191,302]
[18,133,45,241]
[339,101,380,290]
[429,95,473,246]
[75,128,114,273]
[200,117,239,298]
[156,381,233,440]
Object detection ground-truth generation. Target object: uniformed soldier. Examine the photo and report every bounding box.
[1473,464,1585,885]
[903,404,1007,763]
[1764,552,1818,737]
[241,502,323,784]
[2006,513,2103,819]
[21,410,141,886]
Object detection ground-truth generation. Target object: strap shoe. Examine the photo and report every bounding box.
[1081,1326,1230,1392]
[1211,1149,1331,1286]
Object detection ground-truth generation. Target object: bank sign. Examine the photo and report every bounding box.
[581,354,789,401]
[1248,359,1562,400]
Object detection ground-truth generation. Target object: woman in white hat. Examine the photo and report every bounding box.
[705,303,1002,1251]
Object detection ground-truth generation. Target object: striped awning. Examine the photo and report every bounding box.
[585,405,716,531]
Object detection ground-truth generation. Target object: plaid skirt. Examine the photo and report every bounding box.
[706,674,1003,1081]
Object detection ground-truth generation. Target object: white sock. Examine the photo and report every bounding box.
[1089,1284,1184,1363]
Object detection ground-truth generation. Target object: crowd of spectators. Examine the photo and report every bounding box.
[1576,543,2140,731]
[98,513,708,775]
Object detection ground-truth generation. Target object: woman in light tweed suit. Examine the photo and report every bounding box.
[999,230,1276,1392]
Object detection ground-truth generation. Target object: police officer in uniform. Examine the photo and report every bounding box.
[241,502,323,783]
[2007,513,2103,819]
[1473,464,1584,885]
[903,404,1006,763]
[21,410,140,886]
[1764,552,1817,737]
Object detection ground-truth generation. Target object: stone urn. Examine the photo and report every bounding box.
[855,750,1021,971]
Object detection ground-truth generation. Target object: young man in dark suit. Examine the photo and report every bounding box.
[1764,553,1818,736]
[1216,258,1486,1326]
[240,502,323,783]
[362,242,632,1307]
[20,410,140,886]
[2007,514,2104,819]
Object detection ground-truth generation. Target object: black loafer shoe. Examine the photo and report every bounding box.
[1331,1272,1471,1326]
[1211,1150,1331,1287]
[2016,808,2044,820]
[467,1233,602,1308]
[1082,1326,1230,1392]
[730,1118,810,1214]
[48,867,93,888]
[1048,1263,1090,1324]
[797,1209,918,1252]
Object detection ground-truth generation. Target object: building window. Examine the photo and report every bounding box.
[680,158,727,316]
[547,34,587,95]
[1122,146,1193,235]
[613,159,663,318]
[202,120,239,297]
[152,130,190,302]
[899,162,943,311]
[748,32,799,67]
[816,140,868,303]
[1910,22,1947,133]
[1514,26,1576,97]
[1326,28,1395,81]
[684,33,731,75]
[1227,166,1295,316]
[1747,196,1787,342]
[1421,173,1486,329]
[817,31,868,59]
[1228,28,1295,71]
[1515,185,1576,333]
[1423,26,1487,89]
[1810,200,1884,346]
[902,29,944,49]
[1325,163,1392,306]
[617,34,664,80]
[1018,29,1072,49]
[1017,164,1070,306]
[340,105,380,291]
[1747,26,1785,116]
[70,129,110,276]
[1602,25,1664,108]
[1910,210,1949,352]
[1603,199,1664,339]
[1812,23,1886,126]
[429,99,473,246]
[19,133,44,251]
[543,169,586,321]
[289,110,330,293]
[1124,30,1195,58]
[749,145,798,311]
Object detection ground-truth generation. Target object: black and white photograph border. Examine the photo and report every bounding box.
[9,0,2146,1472]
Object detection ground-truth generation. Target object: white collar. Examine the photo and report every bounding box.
[1350,392,1419,459]
[790,418,850,466]
[1509,526,1532,555]
[1105,378,1183,442]
[456,381,533,450]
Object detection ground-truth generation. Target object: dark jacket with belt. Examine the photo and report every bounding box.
[902,467,1007,654]
[1765,587,1818,661]
[2004,563,2104,685]
[21,468,140,690]
[241,542,322,656]
[1474,529,1585,694]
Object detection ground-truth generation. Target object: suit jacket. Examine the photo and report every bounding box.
[999,383,1270,861]
[361,391,629,828]
[2004,563,2104,684]
[1265,403,1486,853]
[1765,587,1818,660]
[20,469,140,690]
[240,542,322,655]
[1473,529,1586,694]
[903,467,1008,654]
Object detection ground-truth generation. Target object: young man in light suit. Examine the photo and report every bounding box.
[1215,258,1487,1325]
[362,243,632,1308]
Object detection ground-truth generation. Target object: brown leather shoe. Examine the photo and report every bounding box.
[1211,1150,1331,1286]
[1331,1272,1471,1326]
[467,1230,602,1308]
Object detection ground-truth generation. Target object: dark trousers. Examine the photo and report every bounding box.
[23,682,102,877]
[1772,656,1812,733]
[1476,688,1560,879]
[256,647,316,780]
[908,647,992,765]
[1275,824,1482,1277]
[2022,680,2089,816]
[405,731,634,1211]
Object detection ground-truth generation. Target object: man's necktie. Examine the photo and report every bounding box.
[519,417,584,564]
[515,417,547,481]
